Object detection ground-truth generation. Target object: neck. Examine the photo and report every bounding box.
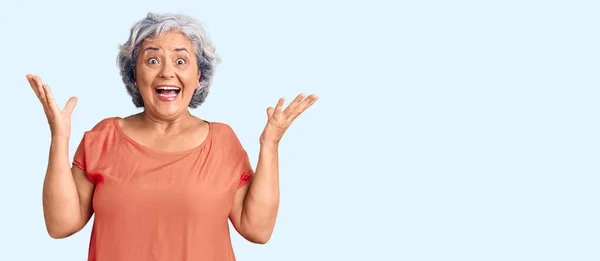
[137,110,194,133]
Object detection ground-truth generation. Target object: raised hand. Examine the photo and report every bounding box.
[260,94,318,145]
[26,74,78,140]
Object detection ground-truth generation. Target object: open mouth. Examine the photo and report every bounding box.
[154,86,181,101]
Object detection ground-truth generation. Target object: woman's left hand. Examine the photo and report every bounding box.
[260,94,319,145]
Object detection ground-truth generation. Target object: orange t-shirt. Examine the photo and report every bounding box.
[72,117,254,261]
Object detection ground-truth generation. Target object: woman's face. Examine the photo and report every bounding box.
[135,30,200,119]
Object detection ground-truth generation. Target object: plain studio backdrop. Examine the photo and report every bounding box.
[1,0,598,260]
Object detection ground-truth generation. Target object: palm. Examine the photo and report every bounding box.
[26,74,77,139]
[260,94,318,144]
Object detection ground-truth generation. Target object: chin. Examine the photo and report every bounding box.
[156,102,189,116]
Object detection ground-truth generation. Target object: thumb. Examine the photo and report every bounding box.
[266,107,274,119]
[63,96,78,115]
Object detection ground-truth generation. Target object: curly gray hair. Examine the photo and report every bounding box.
[116,12,220,108]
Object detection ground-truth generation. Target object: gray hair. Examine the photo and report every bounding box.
[116,12,220,108]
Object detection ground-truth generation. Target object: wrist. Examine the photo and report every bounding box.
[259,141,279,151]
[51,135,70,143]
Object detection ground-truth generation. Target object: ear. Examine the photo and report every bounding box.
[133,69,137,88]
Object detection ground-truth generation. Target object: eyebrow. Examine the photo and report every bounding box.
[143,47,189,53]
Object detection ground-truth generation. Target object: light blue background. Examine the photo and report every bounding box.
[1,0,598,260]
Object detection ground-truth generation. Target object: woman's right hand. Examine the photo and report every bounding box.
[26,74,78,140]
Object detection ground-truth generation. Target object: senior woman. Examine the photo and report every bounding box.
[26,12,317,261]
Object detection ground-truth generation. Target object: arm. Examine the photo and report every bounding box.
[229,93,318,244]
[230,142,280,244]
[43,137,95,239]
[25,74,94,239]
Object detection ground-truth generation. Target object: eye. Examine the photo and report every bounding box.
[148,58,159,64]
[176,58,186,65]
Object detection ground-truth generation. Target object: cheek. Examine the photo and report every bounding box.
[184,83,198,96]
[178,71,200,88]
[135,66,155,86]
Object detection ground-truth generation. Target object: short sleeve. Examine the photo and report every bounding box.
[236,150,254,188]
[72,133,96,184]
[73,134,86,171]
[221,124,255,189]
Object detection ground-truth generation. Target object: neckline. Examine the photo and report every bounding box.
[111,116,212,156]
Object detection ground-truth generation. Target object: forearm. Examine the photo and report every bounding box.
[241,142,280,240]
[42,137,83,237]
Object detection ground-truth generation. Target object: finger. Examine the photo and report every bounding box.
[30,76,51,113]
[266,107,274,119]
[26,74,42,99]
[308,94,319,106]
[292,94,319,119]
[283,93,305,115]
[272,97,285,120]
[63,96,78,116]
[34,76,47,103]
[26,74,38,95]
[42,84,60,113]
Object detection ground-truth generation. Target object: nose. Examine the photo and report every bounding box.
[158,62,175,79]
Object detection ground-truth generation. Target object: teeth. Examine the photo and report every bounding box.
[156,86,180,90]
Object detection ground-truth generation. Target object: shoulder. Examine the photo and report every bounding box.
[77,117,120,145]
[209,121,237,138]
[207,121,246,151]
[73,117,120,165]
[86,117,119,133]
